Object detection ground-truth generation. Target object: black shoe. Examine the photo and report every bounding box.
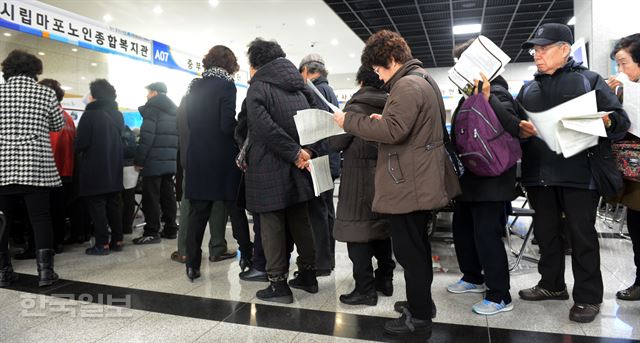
[339,289,377,306]
[384,308,432,337]
[239,267,268,282]
[616,285,640,301]
[394,300,437,319]
[109,241,124,252]
[36,249,59,287]
[288,269,318,293]
[519,285,569,301]
[54,244,64,254]
[375,278,393,297]
[209,251,237,262]
[256,280,293,304]
[85,245,110,256]
[0,252,18,287]
[15,249,36,260]
[569,303,600,323]
[239,257,252,272]
[186,266,201,282]
[316,269,332,277]
[132,235,161,245]
[160,231,177,239]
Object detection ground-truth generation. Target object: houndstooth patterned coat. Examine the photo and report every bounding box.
[0,76,64,188]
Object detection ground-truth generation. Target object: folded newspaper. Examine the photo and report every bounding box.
[523,91,609,158]
[448,35,511,96]
[308,155,334,197]
[294,108,345,145]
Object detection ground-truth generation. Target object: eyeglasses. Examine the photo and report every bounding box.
[528,42,564,56]
[373,66,381,75]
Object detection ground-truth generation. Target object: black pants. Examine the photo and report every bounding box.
[86,192,123,246]
[186,200,252,269]
[527,186,603,304]
[453,201,511,303]
[627,208,640,286]
[251,214,293,272]
[389,211,433,320]
[261,201,315,278]
[141,174,177,237]
[121,187,136,234]
[308,191,335,271]
[50,182,74,247]
[0,190,53,252]
[347,239,395,294]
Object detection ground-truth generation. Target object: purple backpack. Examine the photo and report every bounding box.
[453,94,521,177]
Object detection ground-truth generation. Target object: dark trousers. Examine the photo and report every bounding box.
[251,213,293,272]
[141,174,177,237]
[121,187,136,234]
[389,211,433,320]
[347,239,395,294]
[261,201,315,278]
[50,182,73,247]
[527,186,603,304]
[0,191,53,252]
[452,201,511,303]
[86,192,123,246]
[225,202,252,259]
[627,208,640,286]
[308,190,335,271]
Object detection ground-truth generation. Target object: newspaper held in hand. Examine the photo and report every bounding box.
[616,73,640,138]
[523,91,609,158]
[308,155,334,197]
[306,79,342,113]
[448,35,511,96]
[294,109,345,145]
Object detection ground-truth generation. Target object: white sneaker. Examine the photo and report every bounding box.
[446,279,486,294]
[472,299,514,315]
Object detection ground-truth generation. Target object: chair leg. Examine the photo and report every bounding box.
[509,223,538,271]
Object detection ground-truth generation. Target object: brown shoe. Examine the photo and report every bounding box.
[616,285,640,301]
[569,303,600,323]
[209,251,237,262]
[519,285,569,301]
[170,251,187,264]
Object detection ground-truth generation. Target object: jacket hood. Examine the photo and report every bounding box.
[139,93,177,116]
[347,86,388,110]
[534,57,585,78]
[384,59,424,91]
[250,57,306,92]
[491,75,509,90]
[312,75,329,86]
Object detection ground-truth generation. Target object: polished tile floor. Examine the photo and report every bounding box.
[1,198,639,342]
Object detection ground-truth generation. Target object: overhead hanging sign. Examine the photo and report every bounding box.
[152,40,202,75]
[0,0,152,62]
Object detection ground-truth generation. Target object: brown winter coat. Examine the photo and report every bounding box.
[329,86,390,242]
[343,59,452,214]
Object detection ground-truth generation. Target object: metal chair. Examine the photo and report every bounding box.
[505,199,538,271]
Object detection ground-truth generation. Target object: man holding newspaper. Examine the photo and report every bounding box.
[515,23,630,323]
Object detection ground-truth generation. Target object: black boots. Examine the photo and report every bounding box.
[186,266,201,282]
[384,307,432,337]
[375,277,393,297]
[36,249,59,287]
[289,269,318,293]
[339,289,378,306]
[0,251,18,287]
[257,280,294,304]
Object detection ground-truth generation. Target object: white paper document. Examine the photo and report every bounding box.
[619,74,640,138]
[123,166,139,190]
[294,108,345,145]
[308,155,334,197]
[307,79,342,113]
[448,35,511,95]
[524,91,609,158]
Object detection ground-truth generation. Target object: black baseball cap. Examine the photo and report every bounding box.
[522,23,573,49]
[145,82,167,94]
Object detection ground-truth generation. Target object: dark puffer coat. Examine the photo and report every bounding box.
[329,86,390,242]
[244,58,316,213]
[134,93,178,177]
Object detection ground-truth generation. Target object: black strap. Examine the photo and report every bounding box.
[407,71,450,144]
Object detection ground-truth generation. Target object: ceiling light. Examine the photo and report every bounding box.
[61,86,72,91]
[103,14,113,22]
[306,18,316,26]
[348,53,355,58]
[567,16,576,25]
[330,39,339,46]
[71,48,78,52]
[346,78,351,81]
[152,5,163,15]
[81,76,86,80]
[3,32,11,37]
[91,62,97,67]
[38,52,45,56]
[208,0,220,7]
[453,23,481,35]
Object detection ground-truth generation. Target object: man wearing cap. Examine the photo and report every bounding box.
[299,54,340,276]
[515,23,629,323]
[132,82,179,244]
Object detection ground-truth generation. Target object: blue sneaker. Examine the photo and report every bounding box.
[446,279,486,294]
[472,299,514,315]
